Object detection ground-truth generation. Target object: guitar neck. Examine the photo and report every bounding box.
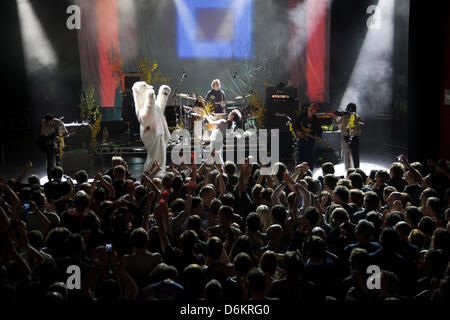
[301,132,328,146]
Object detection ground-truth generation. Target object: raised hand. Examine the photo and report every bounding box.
[300,162,309,173]
[283,171,292,184]
[186,181,196,196]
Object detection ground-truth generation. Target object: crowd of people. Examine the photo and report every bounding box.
[0,154,449,301]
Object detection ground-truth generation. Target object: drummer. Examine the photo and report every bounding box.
[206,109,242,165]
[207,109,242,140]
[205,79,226,113]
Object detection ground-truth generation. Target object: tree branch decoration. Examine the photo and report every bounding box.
[249,90,265,128]
[78,87,102,150]
[107,44,123,88]
[138,57,171,85]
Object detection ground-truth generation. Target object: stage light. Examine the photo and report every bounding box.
[338,0,395,118]
[16,0,58,74]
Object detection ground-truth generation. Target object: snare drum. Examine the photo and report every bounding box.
[191,112,203,121]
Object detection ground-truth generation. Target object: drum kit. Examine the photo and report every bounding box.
[173,92,253,144]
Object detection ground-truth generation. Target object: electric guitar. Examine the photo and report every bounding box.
[295,123,330,147]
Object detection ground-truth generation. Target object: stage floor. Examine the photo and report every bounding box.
[0,149,396,186]
[0,123,405,184]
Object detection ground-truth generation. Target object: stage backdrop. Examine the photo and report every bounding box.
[76,0,331,114]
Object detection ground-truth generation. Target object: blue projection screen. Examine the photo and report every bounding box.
[176,0,253,59]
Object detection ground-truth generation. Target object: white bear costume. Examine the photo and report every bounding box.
[132,81,171,175]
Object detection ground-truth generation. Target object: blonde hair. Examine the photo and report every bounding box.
[211,79,221,89]
[111,156,124,166]
[256,205,272,232]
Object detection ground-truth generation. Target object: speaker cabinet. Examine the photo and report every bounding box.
[65,123,91,150]
[264,99,298,129]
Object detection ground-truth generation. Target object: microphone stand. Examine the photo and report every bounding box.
[171,70,187,124]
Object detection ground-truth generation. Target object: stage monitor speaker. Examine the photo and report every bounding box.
[316,148,339,165]
[319,131,341,154]
[123,72,142,90]
[63,149,90,174]
[64,123,91,150]
[315,131,341,164]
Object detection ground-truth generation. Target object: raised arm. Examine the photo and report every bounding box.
[215,164,226,196]
[154,202,170,253]
[142,192,155,231]
[16,160,33,185]
[271,181,285,206]
[295,181,312,208]
[29,200,51,235]
[156,85,171,113]
[399,155,424,184]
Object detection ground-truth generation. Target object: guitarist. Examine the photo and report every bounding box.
[38,114,68,180]
[294,103,322,170]
[205,79,226,114]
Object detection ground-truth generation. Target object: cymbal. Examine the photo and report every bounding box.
[235,94,251,99]
[214,100,235,105]
[176,93,195,100]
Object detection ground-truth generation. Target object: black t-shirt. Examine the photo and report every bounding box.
[294,111,323,138]
[205,89,226,113]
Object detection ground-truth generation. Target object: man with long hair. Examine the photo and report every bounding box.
[205,79,226,114]
[333,103,365,169]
